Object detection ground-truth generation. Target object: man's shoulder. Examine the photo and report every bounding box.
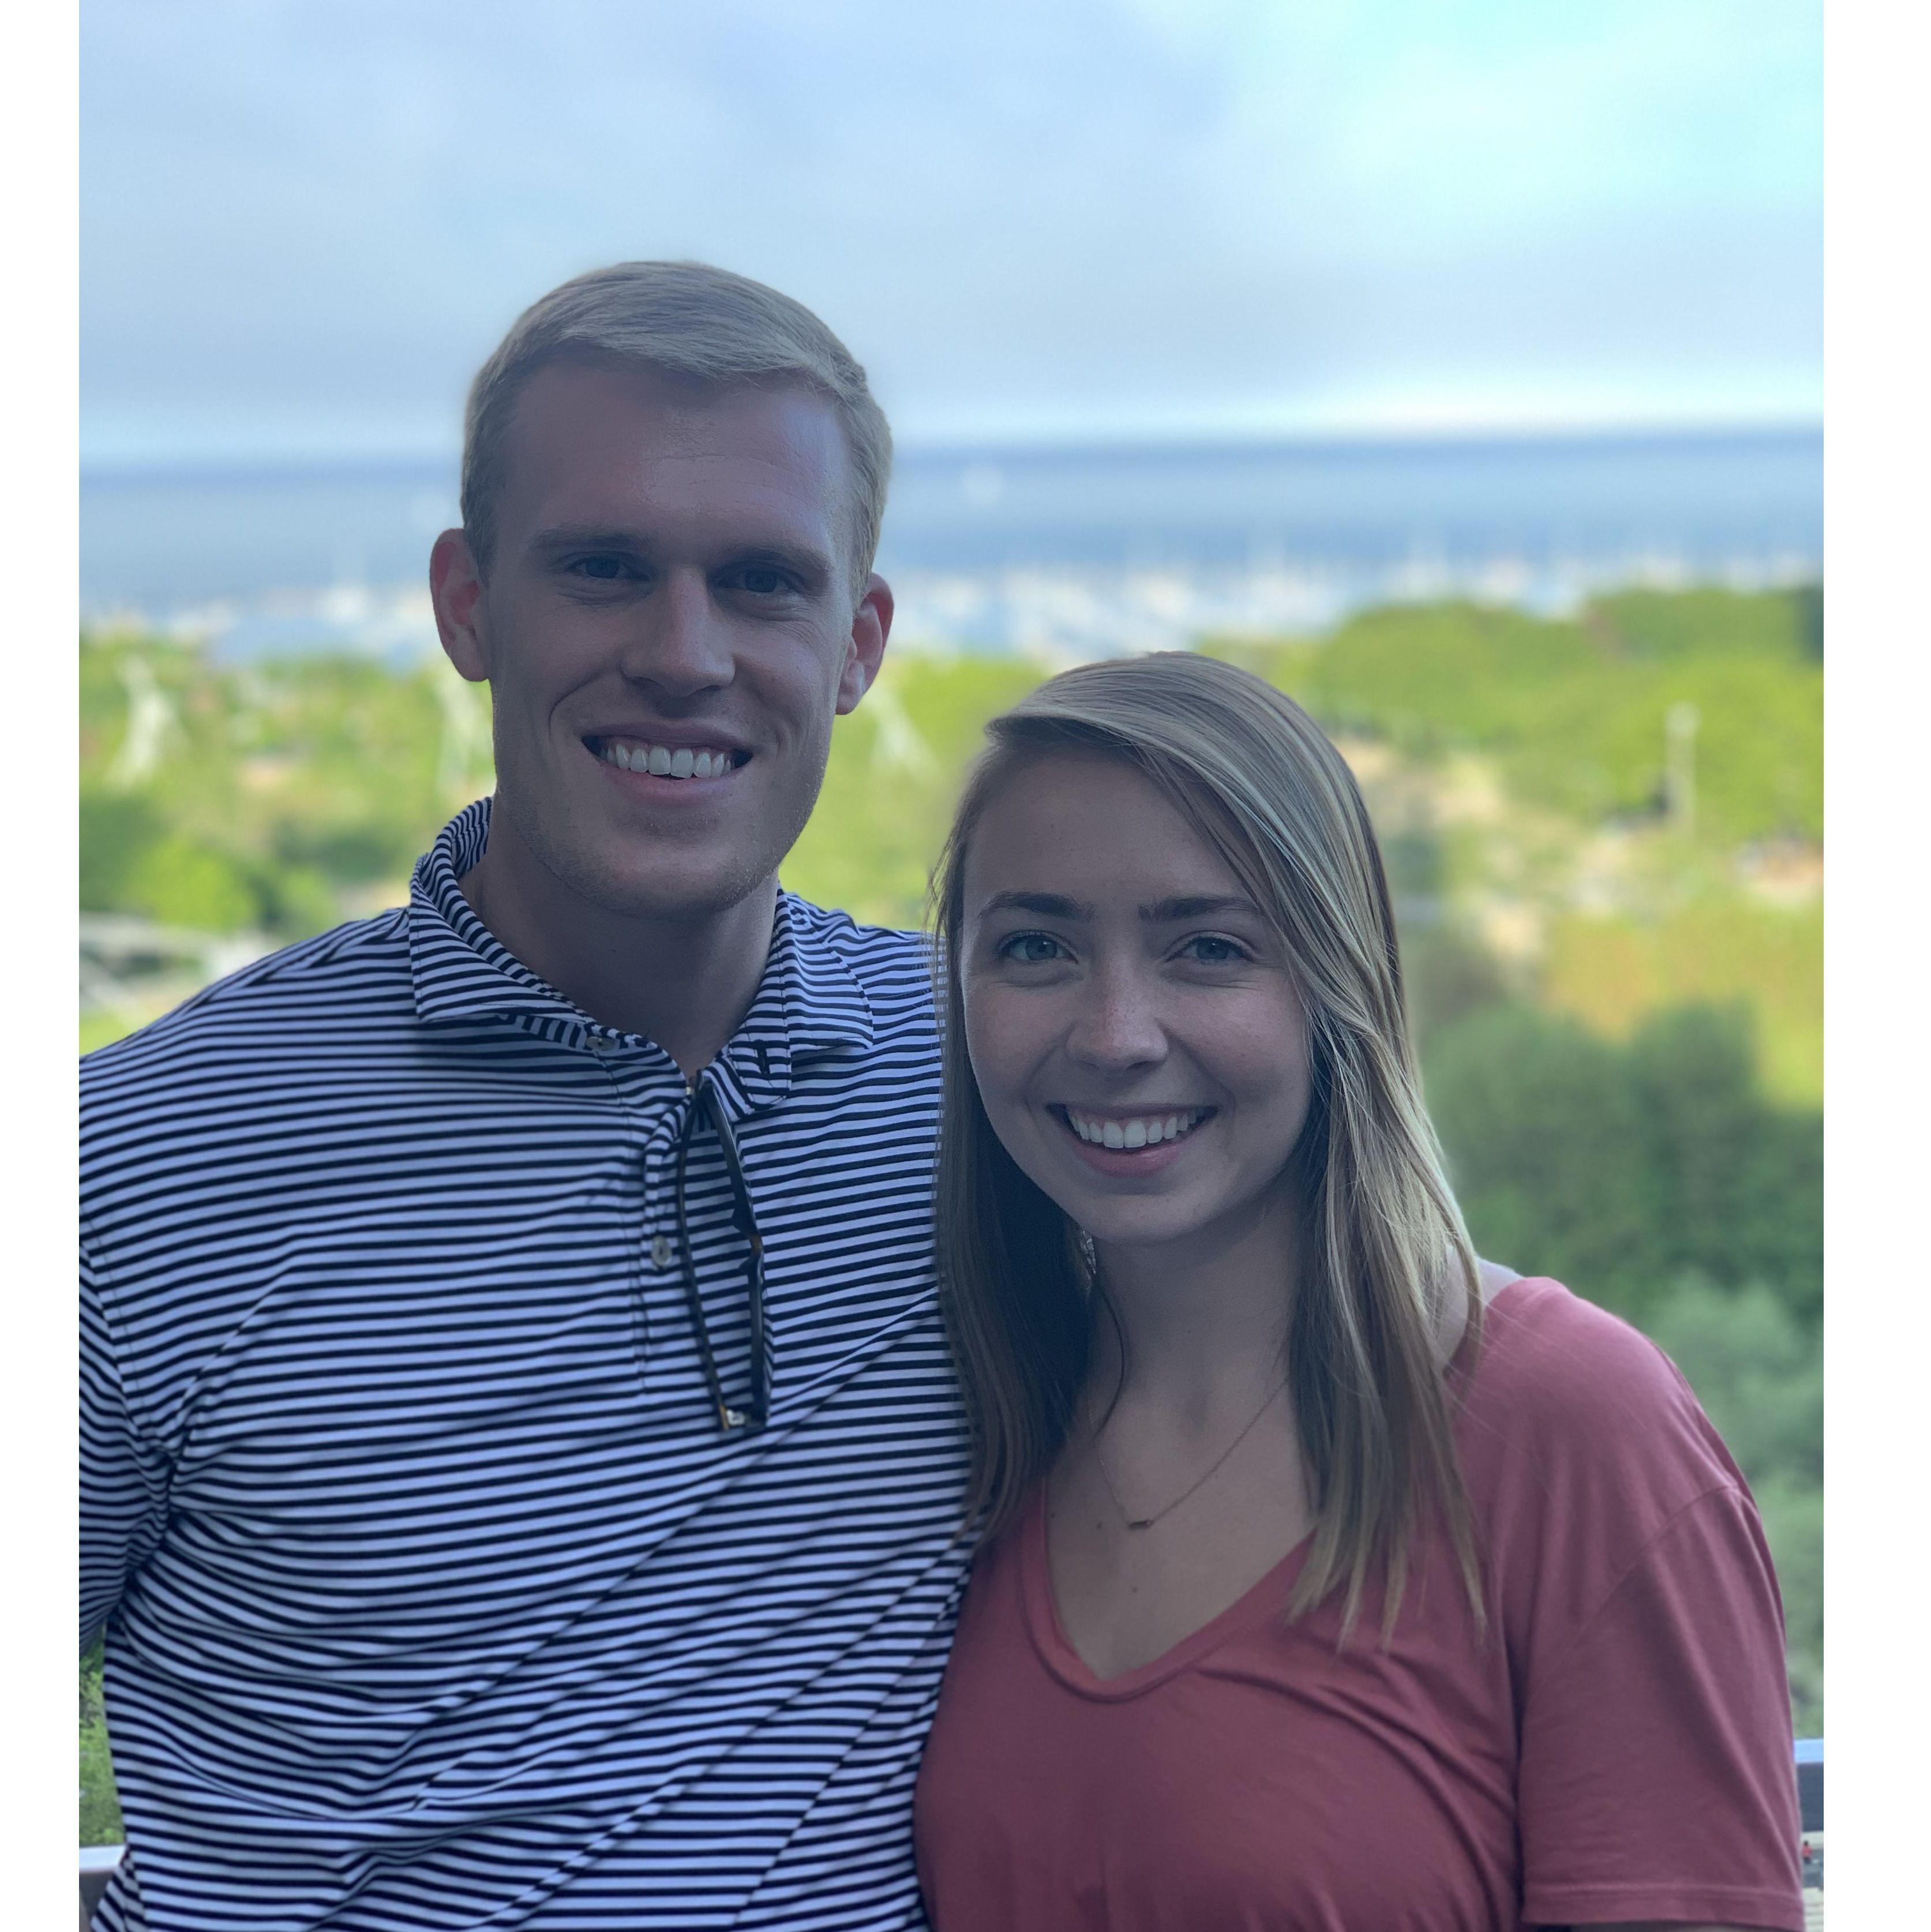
[81,907,414,1096]
[784,896,935,1018]
[786,895,929,966]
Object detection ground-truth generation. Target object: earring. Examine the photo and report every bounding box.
[1077,1227,1097,1278]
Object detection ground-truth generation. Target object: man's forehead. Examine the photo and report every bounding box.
[502,359,852,519]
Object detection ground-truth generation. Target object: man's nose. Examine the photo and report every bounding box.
[1064,965,1167,1070]
[617,568,735,699]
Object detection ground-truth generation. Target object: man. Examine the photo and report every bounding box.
[80,262,970,1931]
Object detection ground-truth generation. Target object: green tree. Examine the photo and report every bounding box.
[126,834,262,933]
[1628,1007,1823,1323]
[79,791,164,911]
[1424,1005,1668,1316]
[1424,1001,1821,1330]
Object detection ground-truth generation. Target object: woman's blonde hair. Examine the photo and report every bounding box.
[931,652,1483,1635]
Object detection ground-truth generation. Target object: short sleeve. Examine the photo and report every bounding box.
[81,1240,171,1648]
[1517,1483,1804,1931]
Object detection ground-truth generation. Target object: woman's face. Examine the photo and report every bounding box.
[960,751,1313,1257]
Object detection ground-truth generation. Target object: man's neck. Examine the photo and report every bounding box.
[458,805,778,1081]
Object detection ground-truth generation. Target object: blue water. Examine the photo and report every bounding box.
[882,430,1820,575]
[80,427,1821,656]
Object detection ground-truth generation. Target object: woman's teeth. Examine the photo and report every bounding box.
[598,741,736,779]
[1064,1107,1208,1150]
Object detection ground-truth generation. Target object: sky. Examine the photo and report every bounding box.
[80,0,1822,465]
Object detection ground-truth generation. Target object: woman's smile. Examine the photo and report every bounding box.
[1050,1103,1216,1175]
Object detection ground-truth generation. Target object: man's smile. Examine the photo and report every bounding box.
[586,732,752,783]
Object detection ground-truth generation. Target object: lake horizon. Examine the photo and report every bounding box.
[83,422,1824,661]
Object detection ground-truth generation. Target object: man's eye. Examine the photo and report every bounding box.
[999,933,1066,965]
[733,565,790,596]
[570,556,630,582]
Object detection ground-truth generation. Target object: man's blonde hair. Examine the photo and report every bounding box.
[461,261,893,595]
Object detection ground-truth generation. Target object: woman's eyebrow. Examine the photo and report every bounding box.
[978,890,1092,920]
[1139,894,1259,922]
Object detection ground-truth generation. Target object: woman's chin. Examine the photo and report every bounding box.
[1064,1198,1218,1255]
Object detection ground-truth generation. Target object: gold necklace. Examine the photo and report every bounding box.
[1088,1378,1289,1532]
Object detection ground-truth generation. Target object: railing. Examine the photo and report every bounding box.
[78,1846,121,1926]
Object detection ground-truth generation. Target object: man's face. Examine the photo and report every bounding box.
[433,358,890,922]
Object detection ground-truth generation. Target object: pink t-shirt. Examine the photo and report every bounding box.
[914,1277,1803,1931]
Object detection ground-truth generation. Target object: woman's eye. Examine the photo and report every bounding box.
[1181,935,1247,965]
[999,933,1066,965]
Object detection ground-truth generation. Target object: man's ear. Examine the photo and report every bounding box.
[835,573,894,715]
[431,528,490,683]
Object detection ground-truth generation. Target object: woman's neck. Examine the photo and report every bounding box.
[1088,1184,1300,1424]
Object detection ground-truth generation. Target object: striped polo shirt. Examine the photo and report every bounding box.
[80,799,972,1931]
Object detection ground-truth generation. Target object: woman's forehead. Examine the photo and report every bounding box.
[965,753,1245,906]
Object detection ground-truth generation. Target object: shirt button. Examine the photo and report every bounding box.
[651,1236,673,1269]
[587,1035,613,1053]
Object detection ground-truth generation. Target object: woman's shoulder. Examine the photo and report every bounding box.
[1451,1274,1749,1573]
[1460,1273,1715,1431]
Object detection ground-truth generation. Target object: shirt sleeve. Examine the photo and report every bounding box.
[81,1239,170,1649]
[1516,1483,1805,1932]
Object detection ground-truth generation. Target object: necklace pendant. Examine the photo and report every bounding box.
[1125,1516,1154,1531]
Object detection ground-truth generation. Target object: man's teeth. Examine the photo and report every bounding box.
[1065,1107,1208,1149]
[598,741,736,779]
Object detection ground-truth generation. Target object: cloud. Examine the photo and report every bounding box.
[80,0,1821,457]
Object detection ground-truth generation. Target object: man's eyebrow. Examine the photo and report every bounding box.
[977,890,1092,920]
[1139,894,1260,922]
[528,525,651,555]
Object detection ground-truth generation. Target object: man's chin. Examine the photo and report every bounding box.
[489,783,794,929]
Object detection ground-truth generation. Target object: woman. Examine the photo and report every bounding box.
[913,654,1802,1932]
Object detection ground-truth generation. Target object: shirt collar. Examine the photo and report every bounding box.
[407,798,875,1111]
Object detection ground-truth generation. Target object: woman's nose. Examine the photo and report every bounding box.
[1064,968,1167,1070]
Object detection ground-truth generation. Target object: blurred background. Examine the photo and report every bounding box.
[79,0,1824,1848]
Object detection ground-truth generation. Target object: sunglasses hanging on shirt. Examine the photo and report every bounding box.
[673,1080,768,1432]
